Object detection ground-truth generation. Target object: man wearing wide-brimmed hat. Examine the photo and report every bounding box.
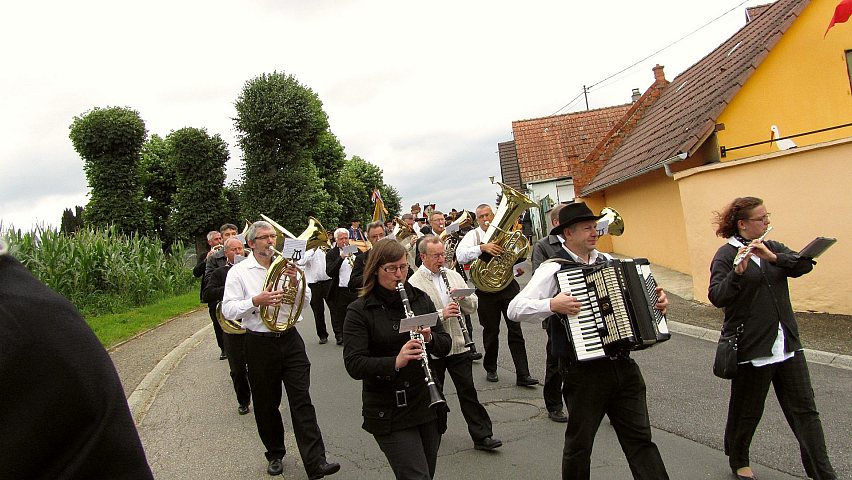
[508,202,671,479]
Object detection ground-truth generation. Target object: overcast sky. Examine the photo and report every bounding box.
[0,0,768,231]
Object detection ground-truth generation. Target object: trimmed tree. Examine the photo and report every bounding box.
[69,106,150,234]
[234,72,330,233]
[166,127,229,256]
[338,156,401,227]
[140,134,176,245]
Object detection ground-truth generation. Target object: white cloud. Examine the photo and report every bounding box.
[0,0,768,230]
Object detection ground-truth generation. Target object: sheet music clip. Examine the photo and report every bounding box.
[282,238,307,261]
[444,222,460,234]
[398,312,439,333]
[342,244,360,256]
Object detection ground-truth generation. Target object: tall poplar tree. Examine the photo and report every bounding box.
[69,106,150,234]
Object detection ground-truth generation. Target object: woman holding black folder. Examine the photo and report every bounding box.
[709,197,836,480]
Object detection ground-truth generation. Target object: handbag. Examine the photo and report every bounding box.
[713,324,743,379]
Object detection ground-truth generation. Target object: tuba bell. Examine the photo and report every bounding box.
[392,217,415,242]
[469,183,536,292]
[597,207,625,236]
[216,301,245,335]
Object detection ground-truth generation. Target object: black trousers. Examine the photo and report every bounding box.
[476,283,530,377]
[374,420,442,480]
[207,302,224,350]
[543,322,564,413]
[222,332,251,408]
[328,285,356,342]
[431,352,493,442]
[559,356,668,480]
[308,280,331,340]
[244,330,328,475]
[725,351,835,479]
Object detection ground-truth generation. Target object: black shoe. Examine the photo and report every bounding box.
[470,351,483,361]
[238,405,250,415]
[547,409,568,423]
[267,458,284,476]
[219,350,227,360]
[474,436,503,451]
[516,375,539,387]
[486,371,498,382]
[319,337,328,344]
[308,460,341,479]
[336,338,344,346]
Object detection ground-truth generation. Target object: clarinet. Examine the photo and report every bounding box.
[396,281,445,408]
[439,268,475,347]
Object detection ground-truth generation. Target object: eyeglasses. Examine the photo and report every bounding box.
[254,234,278,241]
[381,264,408,273]
[422,253,444,260]
[747,214,771,222]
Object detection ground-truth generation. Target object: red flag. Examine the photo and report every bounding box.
[825,0,852,37]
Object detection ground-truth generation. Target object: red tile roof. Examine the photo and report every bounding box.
[512,104,632,184]
[581,0,808,196]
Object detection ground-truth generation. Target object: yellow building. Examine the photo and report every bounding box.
[512,0,852,313]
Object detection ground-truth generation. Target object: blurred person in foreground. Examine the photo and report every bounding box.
[709,196,835,480]
[0,239,154,479]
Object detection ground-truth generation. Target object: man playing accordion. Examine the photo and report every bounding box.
[507,202,670,480]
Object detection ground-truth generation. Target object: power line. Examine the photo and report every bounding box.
[551,0,752,115]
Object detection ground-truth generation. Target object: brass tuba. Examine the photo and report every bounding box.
[392,217,415,242]
[469,183,536,292]
[216,301,245,335]
[440,210,472,270]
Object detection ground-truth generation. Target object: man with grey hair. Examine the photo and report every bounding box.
[223,221,340,478]
[325,227,357,345]
[194,228,227,359]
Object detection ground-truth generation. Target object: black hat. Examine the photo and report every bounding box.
[549,202,604,236]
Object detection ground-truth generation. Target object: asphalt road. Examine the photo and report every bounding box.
[115,271,851,479]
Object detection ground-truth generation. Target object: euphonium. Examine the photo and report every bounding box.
[216,301,245,335]
[259,245,307,333]
[469,182,536,292]
[440,210,472,270]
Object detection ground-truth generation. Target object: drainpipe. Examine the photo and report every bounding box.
[663,151,688,177]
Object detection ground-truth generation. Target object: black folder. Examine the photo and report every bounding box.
[798,237,837,259]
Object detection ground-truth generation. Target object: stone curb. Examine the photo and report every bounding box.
[127,323,212,425]
[668,321,852,371]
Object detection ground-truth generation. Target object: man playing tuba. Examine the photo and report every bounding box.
[456,204,538,387]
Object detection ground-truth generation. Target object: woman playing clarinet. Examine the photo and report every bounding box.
[709,196,836,480]
[343,239,451,480]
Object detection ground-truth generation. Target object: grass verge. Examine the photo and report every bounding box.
[87,292,203,348]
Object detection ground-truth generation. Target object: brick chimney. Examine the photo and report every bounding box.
[631,88,641,103]
[652,64,666,85]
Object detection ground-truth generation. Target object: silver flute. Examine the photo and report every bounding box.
[733,226,774,268]
[439,268,474,347]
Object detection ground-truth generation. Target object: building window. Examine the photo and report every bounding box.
[847,50,852,93]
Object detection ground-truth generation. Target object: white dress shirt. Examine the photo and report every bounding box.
[222,253,311,333]
[507,248,610,324]
[337,255,353,287]
[455,227,487,265]
[409,265,478,356]
[299,247,331,284]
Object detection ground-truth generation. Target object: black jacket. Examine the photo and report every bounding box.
[0,255,154,479]
[709,239,813,362]
[531,234,563,273]
[202,263,231,305]
[343,284,451,435]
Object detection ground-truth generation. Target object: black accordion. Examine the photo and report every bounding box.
[555,258,670,361]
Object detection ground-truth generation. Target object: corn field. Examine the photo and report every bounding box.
[2,225,196,316]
